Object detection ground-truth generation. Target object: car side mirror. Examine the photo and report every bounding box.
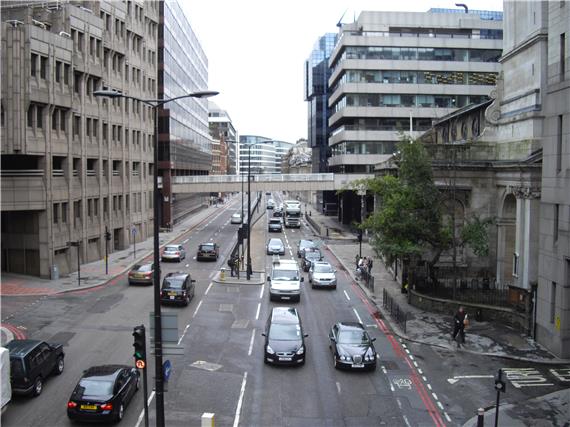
[371,337,377,342]
[261,333,266,337]
[334,270,337,273]
[267,276,271,281]
[191,279,196,283]
[303,334,309,338]
[329,336,336,342]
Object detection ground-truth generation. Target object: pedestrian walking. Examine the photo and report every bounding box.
[227,256,236,277]
[452,306,467,347]
[355,254,360,269]
[367,258,373,274]
[234,257,240,278]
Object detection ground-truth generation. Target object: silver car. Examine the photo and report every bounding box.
[161,244,186,262]
[266,238,285,255]
[309,261,337,289]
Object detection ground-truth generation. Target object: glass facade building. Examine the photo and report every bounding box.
[239,136,293,175]
[158,0,212,226]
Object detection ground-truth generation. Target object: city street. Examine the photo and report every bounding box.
[1,195,568,427]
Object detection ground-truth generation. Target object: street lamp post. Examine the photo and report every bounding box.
[94,89,218,427]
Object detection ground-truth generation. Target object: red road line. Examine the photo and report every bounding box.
[1,323,27,340]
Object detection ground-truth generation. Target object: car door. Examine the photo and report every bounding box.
[38,343,54,378]
[188,276,196,298]
[122,369,137,403]
[329,325,339,354]
[114,371,127,404]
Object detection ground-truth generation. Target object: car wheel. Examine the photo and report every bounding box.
[184,295,190,306]
[116,403,124,421]
[54,356,64,375]
[333,354,338,369]
[135,375,140,391]
[32,376,43,397]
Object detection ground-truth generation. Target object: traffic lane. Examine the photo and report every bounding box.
[407,342,570,423]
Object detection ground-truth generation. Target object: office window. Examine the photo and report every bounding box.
[554,204,560,244]
[27,105,34,127]
[31,53,38,76]
[36,104,43,128]
[551,282,557,323]
[62,202,67,223]
[40,56,47,79]
[93,119,98,138]
[88,198,93,217]
[126,194,130,212]
[52,109,58,130]
[86,118,91,137]
[103,122,108,142]
[53,203,59,224]
[55,61,62,82]
[557,115,563,172]
[94,198,99,217]
[103,197,108,216]
[60,109,67,132]
[73,115,81,137]
[561,33,566,80]
[64,64,70,85]
[77,31,84,52]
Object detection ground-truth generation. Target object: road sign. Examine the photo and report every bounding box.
[136,360,146,369]
[163,360,172,382]
[132,226,137,236]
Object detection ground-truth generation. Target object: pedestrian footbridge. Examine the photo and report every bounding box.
[167,173,373,193]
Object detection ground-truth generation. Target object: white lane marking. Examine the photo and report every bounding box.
[418,368,423,374]
[444,412,452,422]
[413,361,418,368]
[390,381,395,392]
[437,401,444,410]
[177,323,191,345]
[404,348,410,354]
[185,264,190,268]
[259,284,264,299]
[135,390,156,427]
[205,282,213,295]
[336,382,341,394]
[182,239,189,244]
[209,271,216,279]
[432,392,439,401]
[343,290,351,301]
[255,303,261,320]
[232,372,248,427]
[248,329,256,356]
[381,366,388,374]
[352,308,362,324]
[422,376,428,382]
[402,415,412,427]
[402,343,407,348]
[409,354,414,361]
[427,383,432,390]
[193,300,203,318]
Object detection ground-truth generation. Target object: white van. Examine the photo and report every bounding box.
[267,258,303,302]
[1,347,11,414]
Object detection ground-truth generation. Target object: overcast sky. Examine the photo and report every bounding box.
[182,0,503,144]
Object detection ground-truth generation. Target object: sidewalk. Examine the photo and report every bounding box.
[0,199,239,297]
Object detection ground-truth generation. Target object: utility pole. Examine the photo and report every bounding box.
[452,146,457,300]
[105,227,110,275]
[67,240,80,286]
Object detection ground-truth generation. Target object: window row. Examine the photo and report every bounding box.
[331,117,434,134]
[52,156,153,179]
[330,140,398,156]
[333,93,489,111]
[337,70,497,87]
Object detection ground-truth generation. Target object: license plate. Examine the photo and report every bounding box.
[136,274,145,278]
[169,296,175,300]
[281,296,290,300]
[168,292,177,296]
[80,404,97,410]
[279,357,292,361]
[352,363,364,368]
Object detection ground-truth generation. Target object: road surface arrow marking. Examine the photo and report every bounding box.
[447,375,494,384]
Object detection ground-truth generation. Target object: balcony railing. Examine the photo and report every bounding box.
[1,169,44,177]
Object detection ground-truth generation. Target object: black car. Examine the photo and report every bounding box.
[262,307,308,366]
[297,239,315,258]
[301,248,322,272]
[67,365,139,423]
[273,208,282,217]
[197,242,219,261]
[329,322,377,371]
[127,263,154,285]
[6,339,65,397]
[160,272,196,306]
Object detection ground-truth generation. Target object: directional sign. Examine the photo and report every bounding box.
[163,360,172,382]
[447,375,494,385]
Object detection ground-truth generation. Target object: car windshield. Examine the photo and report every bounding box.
[163,278,185,289]
[270,220,280,224]
[338,329,369,345]
[165,246,178,252]
[134,264,152,272]
[77,379,114,397]
[272,270,299,281]
[199,244,214,251]
[269,323,301,340]
[269,239,282,246]
[314,264,333,273]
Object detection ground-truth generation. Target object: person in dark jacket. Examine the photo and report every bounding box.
[452,306,467,347]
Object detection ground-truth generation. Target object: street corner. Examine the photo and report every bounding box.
[0,322,27,345]
[0,275,57,297]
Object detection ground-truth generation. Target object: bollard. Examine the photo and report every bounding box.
[476,407,485,427]
[201,413,215,427]
[326,228,329,237]
[220,268,226,282]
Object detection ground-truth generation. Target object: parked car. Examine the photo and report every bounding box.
[296,239,315,258]
[267,199,275,209]
[5,339,65,397]
[197,242,219,261]
[67,365,139,423]
[160,272,196,306]
[231,213,242,224]
[127,263,154,285]
[268,218,283,232]
[266,238,285,255]
[308,261,337,289]
[262,307,308,366]
[329,322,377,371]
[161,244,186,262]
[301,248,323,272]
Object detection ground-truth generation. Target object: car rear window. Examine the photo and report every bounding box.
[199,244,214,251]
[314,264,333,273]
[135,264,152,272]
[272,270,298,281]
[269,239,282,245]
[77,379,114,397]
[10,358,25,377]
[163,278,185,288]
[165,246,179,252]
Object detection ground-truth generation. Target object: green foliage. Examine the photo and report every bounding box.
[460,216,494,256]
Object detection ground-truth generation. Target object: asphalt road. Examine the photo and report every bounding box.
[2,192,568,427]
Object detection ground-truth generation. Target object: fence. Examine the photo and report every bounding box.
[427,277,510,307]
[358,268,375,293]
[382,288,408,334]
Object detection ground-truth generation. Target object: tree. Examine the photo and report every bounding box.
[354,137,492,287]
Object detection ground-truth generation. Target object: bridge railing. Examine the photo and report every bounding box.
[172,173,335,184]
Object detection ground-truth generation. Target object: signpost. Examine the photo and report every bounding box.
[132,226,137,259]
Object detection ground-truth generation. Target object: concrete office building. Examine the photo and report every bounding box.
[1,1,158,278]
[208,101,237,175]
[304,33,336,211]
[328,8,503,224]
[238,135,293,175]
[536,0,569,358]
[158,0,212,228]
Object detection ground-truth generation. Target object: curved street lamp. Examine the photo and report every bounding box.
[94,88,218,427]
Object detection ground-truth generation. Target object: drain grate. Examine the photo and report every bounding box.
[231,319,249,329]
[219,304,233,312]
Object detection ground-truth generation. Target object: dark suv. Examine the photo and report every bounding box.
[160,272,196,306]
[6,339,65,397]
[197,243,219,261]
[262,307,308,366]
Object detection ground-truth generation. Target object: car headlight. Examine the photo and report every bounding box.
[340,355,350,361]
[296,346,304,355]
[266,345,275,355]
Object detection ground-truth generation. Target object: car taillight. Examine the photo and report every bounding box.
[145,272,152,277]
[175,251,180,256]
[67,401,77,409]
[100,403,113,411]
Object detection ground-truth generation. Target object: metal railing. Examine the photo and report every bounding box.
[382,288,408,334]
[1,169,44,177]
[172,173,335,184]
[426,277,510,307]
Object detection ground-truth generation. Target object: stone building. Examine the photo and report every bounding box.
[1,0,158,278]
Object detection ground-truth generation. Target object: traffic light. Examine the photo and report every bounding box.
[132,325,146,369]
[357,229,363,243]
[494,368,506,393]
